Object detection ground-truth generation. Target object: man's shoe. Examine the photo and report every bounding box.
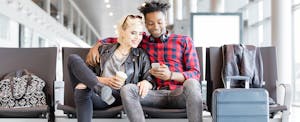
[93,84,115,105]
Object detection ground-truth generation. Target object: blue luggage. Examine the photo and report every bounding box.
[212,76,269,122]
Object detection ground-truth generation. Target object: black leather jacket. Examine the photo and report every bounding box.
[221,44,263,88]
[90,43,155,89]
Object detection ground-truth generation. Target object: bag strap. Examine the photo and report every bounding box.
[8,69,33,100]
[17,69,33,84]
[9,76,14,97]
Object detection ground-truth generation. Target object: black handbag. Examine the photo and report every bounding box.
[0,69,47,108]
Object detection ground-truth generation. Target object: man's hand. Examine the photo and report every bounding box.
[97,77,124,89]
[149,64,171,81]
[137,80,153,98]
[86,43,101,66]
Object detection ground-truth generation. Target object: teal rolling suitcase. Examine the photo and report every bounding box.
[212,76,269,122]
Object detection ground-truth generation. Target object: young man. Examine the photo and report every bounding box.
[86,1,202,122]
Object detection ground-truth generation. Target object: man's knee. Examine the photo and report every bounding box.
[183,79,200,89]
[120,84,139,97]
[183,79,202,97]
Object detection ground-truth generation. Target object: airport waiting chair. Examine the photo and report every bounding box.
[142,47,205,118]
[57,47,123,118]
[205,46,291,122]
[0,47,57,122]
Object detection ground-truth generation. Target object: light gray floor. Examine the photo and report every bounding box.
[0,117,283,122]
[56,118,188,122]
[54,111,213,122]
[55,117,213,122]
[0,119,48,122]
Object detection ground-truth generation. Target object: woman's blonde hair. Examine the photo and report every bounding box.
[116,15,144,41]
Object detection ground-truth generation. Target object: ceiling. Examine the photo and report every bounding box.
[73,0,144,38]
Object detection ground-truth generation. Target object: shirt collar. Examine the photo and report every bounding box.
[108,43,139,57]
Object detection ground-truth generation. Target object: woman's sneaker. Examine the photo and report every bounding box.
[93,85,115,105]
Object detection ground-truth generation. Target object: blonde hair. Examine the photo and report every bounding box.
[116,15,144,42]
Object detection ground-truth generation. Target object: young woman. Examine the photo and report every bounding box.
[67,14,155,122]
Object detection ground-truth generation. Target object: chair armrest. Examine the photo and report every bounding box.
[278,83,292,122]
[278,83,292,107]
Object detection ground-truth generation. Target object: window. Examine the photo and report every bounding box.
[0,14,19,47]
[20,25,55,48]
[225,0,271,46]
[294,0,300,4]
[293,6,300,105]
[191,13,242,47]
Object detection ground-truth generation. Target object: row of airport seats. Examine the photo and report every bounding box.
[0,46,291,122]
[0,48,56,122]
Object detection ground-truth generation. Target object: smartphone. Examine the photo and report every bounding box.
[151,63,160,69]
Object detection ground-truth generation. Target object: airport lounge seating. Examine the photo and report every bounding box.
[205,46,291,122]
[57,47,123,118]
[58,47,205,120]
[0,47,57,122]
[142,47,205,118]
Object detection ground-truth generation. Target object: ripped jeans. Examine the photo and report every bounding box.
[68,54,121,122]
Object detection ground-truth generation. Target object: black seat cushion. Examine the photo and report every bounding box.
[143,106,187,118]
[0,105,48,118]
[57,103,123,118]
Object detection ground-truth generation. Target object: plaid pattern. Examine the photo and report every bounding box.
[99,34,201,90]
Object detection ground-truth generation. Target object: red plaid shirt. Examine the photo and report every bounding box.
[99,33,200,90]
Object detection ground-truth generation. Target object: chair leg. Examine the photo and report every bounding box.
[282,110,290,122]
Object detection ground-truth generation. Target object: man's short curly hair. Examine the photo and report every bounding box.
[138,1,170,16]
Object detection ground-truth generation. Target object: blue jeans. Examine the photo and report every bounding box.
[68,54,121,122]
[120,79,203,122]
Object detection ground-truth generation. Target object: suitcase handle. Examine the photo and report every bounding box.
[225,76,250,89]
